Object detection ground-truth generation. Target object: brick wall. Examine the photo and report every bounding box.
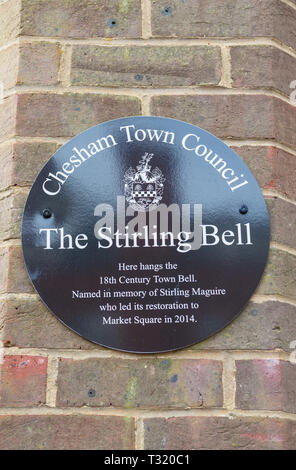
[0,0,296,450]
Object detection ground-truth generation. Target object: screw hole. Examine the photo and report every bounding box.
[107,18,117,27]
[162,6,172,15]
[88,389,96,398]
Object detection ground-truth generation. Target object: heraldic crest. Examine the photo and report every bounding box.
[124,153,165,212]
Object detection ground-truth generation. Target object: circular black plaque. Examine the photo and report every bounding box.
[22,116,270,353]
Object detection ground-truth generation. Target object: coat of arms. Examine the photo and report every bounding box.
[124,153,165,211]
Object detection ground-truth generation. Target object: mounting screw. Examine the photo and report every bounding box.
[42,209,52,219]
[239,205,248,215]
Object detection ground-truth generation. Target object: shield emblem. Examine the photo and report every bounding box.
[124,153,165,211]
[132,182,156,209]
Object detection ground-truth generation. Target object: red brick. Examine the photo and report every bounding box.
[144,416,296,450]
[56,358,223,409]
[0,191,27,241]
[20,0,142,38]
[273,2,296,50]
[0,142,14,191]
[1,294,97,350]
[231,146,296,201]
[0,96,16,140]
[236,360,296,413]
[151,0,296,49]
[0,415,135,449]
[192,300,296,352]
[0,141,60,191]
[19,42,60,85]
[151,95,296,147]
[258,248,296,300]
[0,41,61,91]
[71,45,222,87]
[0,44,18,91]
[266,197,296,249]
[274,98,296,148]
[0,247,9,294]
[0,245,34,294]
[231,46,296,97]
[16,93,141,137]
[2,296,296,353]
[0,355,47,407]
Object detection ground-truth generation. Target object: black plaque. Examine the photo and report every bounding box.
[22,116,270,353]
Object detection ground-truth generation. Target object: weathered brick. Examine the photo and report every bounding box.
[266,197,296,249]
[192,301,296,352]
[258,248,296,300]
[231,46,296,97]
[0,40,59,91]
[20,0,141,38]
[274,98,296,148]
[232,146,296,201]
[16,93,141,137]
[0,0,20,46]
[0,245,33,294]
[151,0,296,50]
[1,294,97,349]
[56,358,223,409]
[236,360,296,413]
[0,142,14,191]
[0,247,9,294]
[0,44,18,91]
[2,296,296,352]
[273,2,296,51]
[0,355,47,407]
[0,141,60,191]
[151,95,296,146]
[18,42,61,86]
[144,416,296,450]
[0,415,135,450]
[231,146,274,190]
[71,45,222,87]
[0,191,27,241]
[0,96,16,140]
